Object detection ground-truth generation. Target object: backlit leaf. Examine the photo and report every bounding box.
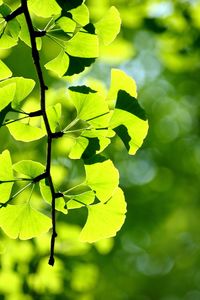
[46,103,62,132]
[95,6,121,45]
[45,51,69,77]
[66,191,95,209]
[0,83,16,111]
[66,32,99,58]
[56,17,76,33]
[0,60,12,80]
[0,150,13,204]
[69,4,89,26]
[85,159,119,203]
[7,121,45,142]
[28,0,61,18]
[13,160,45,179]
[0,204,52,239]
[79,188,126,242]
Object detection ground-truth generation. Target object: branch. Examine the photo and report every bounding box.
[4,6,23,22]
[21,0,57,266]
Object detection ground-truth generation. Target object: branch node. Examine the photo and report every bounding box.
[29,110,43,117]
[33,172,47,183]
[51,131,64,139]
[34,30,46,37]
[4,6,23,22]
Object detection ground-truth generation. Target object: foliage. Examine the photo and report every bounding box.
[0,0,148,266]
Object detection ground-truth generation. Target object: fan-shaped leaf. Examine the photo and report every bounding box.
[95,6,121,45]
[0,83,16,111]
[13,160,45,179]
[0,204,52,239]
[66,191,95,209]
[0,150,13,204]
[85,159,119,203]
[69,4,89,26]
[28,0,61,18]
[79,188,126,242]
[56,16,76,33]
[7,121,45,142]
[0,60,12,80]
[45,51,69,77]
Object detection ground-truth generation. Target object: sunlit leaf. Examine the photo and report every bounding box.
[0,150,13,204]
[0,83,16,111]
[69,4,89,26]
[66,191,95,209]
[0,60,12,80]
[56,17,76,33]
[0,34,17,49]
[79,188,126,242]
[28,0,61,18]
[0,204,52,239]
[95,6,121,45]
[13,160,45,179]
[65,56,95,76]
[68,86,109,121]
[0,77,35,108]
[46,103,62,132]
[55,0,84,11]
[85,159,119,203]
[39,179,68,214]
[45,51,69,77]
[7,121,46,142]
[65,32,99,58]
[17,14,30,47]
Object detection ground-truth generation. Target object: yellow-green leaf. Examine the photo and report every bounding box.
[0,60,12,80]
[0,83,16,111]
[7,121,46,142]
[0,150,13,204]
[45,51,69,77]
[28,0,61,18]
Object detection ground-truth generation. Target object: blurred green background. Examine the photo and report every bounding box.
[1,0,200,299]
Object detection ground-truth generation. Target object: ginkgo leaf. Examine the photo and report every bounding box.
[85,159,119,203]
[39,179,68,214]
[107,69,137,108]
[0,34,17,49]
[66,191,95,209]
[17,14,31,47]
[55,0,84,11]
[65,32,99,58]
[13,160,45,179]
[0,83,16,111]
[0,204,52,239]
[0,60,12,80]
[69,136,88,159]
[0,77,35,108]
[0,150,13,204]
[28,0,61,18]
[56,17,76,33]
[46,103,62,132]
[95,6,121,45]
[110,90,148,155]
[7,121,46,142]
[69,4,89,26]
[79,188,126,242]
[65,56,95,76]
[45,51,69,77]
[68,86,109,121]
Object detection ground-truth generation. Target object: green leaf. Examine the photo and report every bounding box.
[56,16,76,33]
[95,6,121,45]
[45,51,69,77]
[13,160,45,179]
[0,60,12,80]
[107,69,137,108]
[69,136,88,159]
[55,0,84,11]
[7,18,20,40]
[79,188,126,242]
[7,121,46,142]
[65,32,99,58]
[17,14,31,47]
[39,179,68,214]
[46,103,62,132]
[0,77,35,108]
[85,159,119,203]
[68,86,109,121]
[28,0,61,18]
[0,34,17,49]
[0,150,13,204]
[66,191,95,209]
[0,83,16,111]
[0,204,52,239]
[65,56,95,76]
[69,4,89,26]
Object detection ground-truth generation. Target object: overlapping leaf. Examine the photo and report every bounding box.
[65,191,95,209]
[13,160,45,179]
[0,204,52,239]
[0,60,12,80]
[79,188,126,242]
[7,121,46,142]
[0,150,13,204]
[28,0,61,18]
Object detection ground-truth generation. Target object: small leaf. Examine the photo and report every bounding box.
[69,136,88,159]
[0,77,35,108]
[0,60,12,80]
[17,15,31,47]
[0,150,13,204]
[79,188,126,242]
[40,179,68,214]
[95,6,121,45]
[68,86,109,121]
[56,17,76,33]
[45,51,69,77]
[46,103,62,132]
[28,0,61,18]
[65,32,99,58]
[69,4,89,26]
[0,83,16,111]
[66,191,95,209]
[107,69,137,108]
[85,159,119,203]
[65,56,95,76]
[13,160,45,179]
[0,34,17,49]
[7,121,46,142]
[0,204,52,239]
